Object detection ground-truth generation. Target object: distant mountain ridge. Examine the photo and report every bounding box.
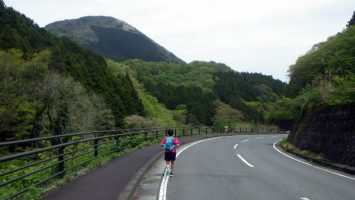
[45,16,184,63]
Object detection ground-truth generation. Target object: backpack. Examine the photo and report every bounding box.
[163,136,175,151]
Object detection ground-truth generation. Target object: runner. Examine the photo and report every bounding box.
[224,125,229,135]
[160,129,180,176]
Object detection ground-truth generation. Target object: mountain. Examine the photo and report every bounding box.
[45,16,184,63]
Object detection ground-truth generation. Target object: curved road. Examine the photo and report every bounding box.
[165,135,355,200]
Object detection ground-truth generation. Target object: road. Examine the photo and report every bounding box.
[164,134,355,200]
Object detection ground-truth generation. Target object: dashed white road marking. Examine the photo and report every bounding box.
[300,197,310,200]
[176,137,220,157]
[233,144,239,149]
[237,154,254,168]
[241,139,249,143]
[273,140,355,181]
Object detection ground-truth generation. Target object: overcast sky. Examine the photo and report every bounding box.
[4,0,354,82]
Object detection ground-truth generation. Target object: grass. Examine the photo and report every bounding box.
[279,139,325,160]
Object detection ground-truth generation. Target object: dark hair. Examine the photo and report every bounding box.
[167,129,174,136]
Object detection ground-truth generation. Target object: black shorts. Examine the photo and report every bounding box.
[164,152,176,161]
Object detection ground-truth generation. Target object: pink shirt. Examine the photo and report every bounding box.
[160,137,180,153]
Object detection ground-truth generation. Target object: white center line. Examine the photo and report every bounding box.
[237,154,254,168]
[233,144,239,149]
[241,139,249,143]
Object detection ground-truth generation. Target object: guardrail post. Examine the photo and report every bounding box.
[198,127,201,135]
[94,138,99,157]
[58,146,65,177]
[156,131,159,139]
[191,128,193,136]
[206,127,208,134]
[144,132,148,140]
[115,130,120,144]
[183,128,185,136]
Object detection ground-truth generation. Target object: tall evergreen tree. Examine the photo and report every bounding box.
[347,11,355,27]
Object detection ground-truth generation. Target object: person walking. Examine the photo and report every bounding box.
[160,129,180,177]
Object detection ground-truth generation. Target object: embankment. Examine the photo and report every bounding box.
[288,104,355,167]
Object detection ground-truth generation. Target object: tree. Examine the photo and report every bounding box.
[0,3,144,127]
[347,11,355,27]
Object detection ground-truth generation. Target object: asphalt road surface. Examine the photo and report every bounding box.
[165,134,355,200]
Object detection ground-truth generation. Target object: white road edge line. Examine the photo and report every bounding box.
[241,139,249,143]
[233,144,239,149]
[237,154,254,168]
[158,168,170,200]
[159,137,221,200]
[273,140,355,181]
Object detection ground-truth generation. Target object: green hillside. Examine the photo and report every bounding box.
[269,16,355,126]
[0,1,144,141]
[122,60,288,126]
[45,16,184,63]
[106,59,182,127]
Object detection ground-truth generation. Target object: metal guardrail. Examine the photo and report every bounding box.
[0,126,284,199]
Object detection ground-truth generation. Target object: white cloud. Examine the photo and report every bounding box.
[4,0,355,81]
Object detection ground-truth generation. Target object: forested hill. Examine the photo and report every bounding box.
[122,60,288,125]
[267,12,355,129]
[0,1,144,141]
[214,71,287,121]
[276,12,355,166]
[45,16,184,64]
[288,13,355,96]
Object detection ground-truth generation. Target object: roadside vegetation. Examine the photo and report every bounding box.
[0,132,166,199]
[279,140,324,160]
[268,16,355,126]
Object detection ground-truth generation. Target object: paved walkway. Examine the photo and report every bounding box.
[41,134,219,200]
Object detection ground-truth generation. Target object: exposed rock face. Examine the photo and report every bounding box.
[288,104,355,167]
